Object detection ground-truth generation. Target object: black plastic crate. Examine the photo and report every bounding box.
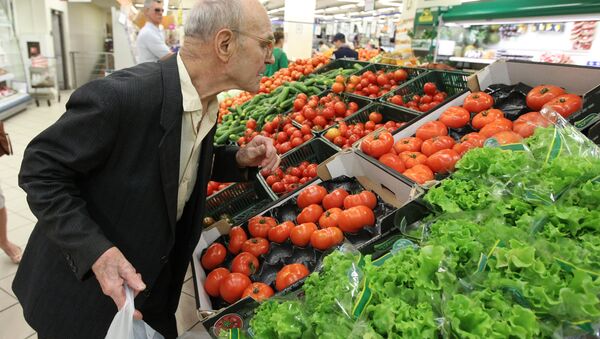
[380,70,469,114]
[344,63,427,99]
[311,59,370,76]
[205,180,276,226]
[257,138,339,200]
[320,102,421,150]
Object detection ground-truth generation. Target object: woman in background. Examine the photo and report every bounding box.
[264,31,288,76]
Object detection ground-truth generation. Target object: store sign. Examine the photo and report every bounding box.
[365,0,375,11]
[417,8,434,24]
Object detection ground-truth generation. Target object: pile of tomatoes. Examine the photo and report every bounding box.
[236,115,313,154]
[525,84,582,119]
[259,55,330,94]
[218,92,253,124]
[261,161,319,195]
[333,68,409,98]
[324,111,407,149]
[207,181,232,197]
[357,48,380,61]
[387,82,449,113]
[290,92,361,131]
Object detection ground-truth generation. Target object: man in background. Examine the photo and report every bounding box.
[137,0,172,63]
[332,33,358,60]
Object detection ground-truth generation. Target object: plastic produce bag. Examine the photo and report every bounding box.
[485,82,533,121]
[105,285,164,339]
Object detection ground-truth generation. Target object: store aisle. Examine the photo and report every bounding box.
[0,92,200,339]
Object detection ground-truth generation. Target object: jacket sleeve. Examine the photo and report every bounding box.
[211,145,258,183]
[19,80,119,280]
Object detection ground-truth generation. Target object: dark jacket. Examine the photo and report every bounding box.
[13,54,249,339]
[333,45,358,60]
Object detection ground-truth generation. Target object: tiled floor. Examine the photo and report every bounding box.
[0,93,201,338]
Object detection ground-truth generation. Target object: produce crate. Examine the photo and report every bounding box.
[345,63,427,99]
[380,70,470,114]
[204,180,276,226]
[311,59,370,76]
[320,102,421,151]
[257,138,339,200]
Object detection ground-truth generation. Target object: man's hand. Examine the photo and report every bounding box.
[92,247,146,320]
[236,135,280,173]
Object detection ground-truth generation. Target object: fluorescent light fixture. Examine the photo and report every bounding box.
[267,7,284,14]
[341,4,358,9]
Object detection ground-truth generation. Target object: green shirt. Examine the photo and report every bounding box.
[264,47,288,77]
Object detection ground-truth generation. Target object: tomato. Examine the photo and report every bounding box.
[421,135,456,157]
[512,112,551,138]
[275,263,310,291]
[416,121,448,140]
[390,95,404,106]
[490,131,523,145]
[400,151,428,169]
[332,82,345,94]
[241,237,270,257]
[297,204,324,224]
[471,109,504,130]
[379,153,406,173]
[335,75,346,84]
[526,85,565,111]
[322,188,349,210]
[460,132,485,148]
[361,131,394,158]
[426,149,461,174]
[204,267,230,298]
[327,227,344,245]
[246,119,257,130]
[242,282,274,302]
[248,216,277,238]
[297,185,327,208]
[338,206,375,233]
[420,95,432,104]
[343,191,377,209]
[393,69,408,82]
[334,102,347,116]
[542,94,582,118]
[266,175,279,186]
[220,273,252,304]
[376,74,389,86]
[201,243,227,270]
[310,229,333,250]
[228,226,248,255]
[231,252,259,276]
[272,182,285,193]
[403,164,434,184]
[318,208,342,228]
[268,221,294,243]
[479,118,513,138]
[453,141,477,156]
[390,132,421,151]
[463,92,494,113]
[423,82,437,95]
[369,112,383,123]
[293,99,306,112]
[439,106,470,129]
[290,222,318,247]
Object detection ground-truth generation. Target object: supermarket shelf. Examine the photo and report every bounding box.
[0,72,14,82]
[449,57,496,64]
[0,92,31,120]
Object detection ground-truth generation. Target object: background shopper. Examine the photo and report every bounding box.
[264,30,288,76]
[332,32,358,60]
[136,0,172,63]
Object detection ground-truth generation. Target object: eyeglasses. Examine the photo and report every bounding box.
[154,8,164,13]
[232,29,275,59]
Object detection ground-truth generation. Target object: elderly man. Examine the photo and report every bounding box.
[137,0,171,63]
[13,0,277,338]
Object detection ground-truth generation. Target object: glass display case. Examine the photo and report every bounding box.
[0,0,31,120]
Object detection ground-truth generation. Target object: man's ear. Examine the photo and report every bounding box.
[215,29,236,62]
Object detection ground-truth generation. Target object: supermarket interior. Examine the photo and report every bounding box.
[0,0,600,338]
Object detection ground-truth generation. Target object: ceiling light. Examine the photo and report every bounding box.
[340,4,357,9]
[267,7,284,14]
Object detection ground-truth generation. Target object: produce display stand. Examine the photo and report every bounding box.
[204,180,276,226]
[310,59,370,76]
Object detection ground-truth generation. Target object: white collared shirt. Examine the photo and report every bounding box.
[137,22,171,63]
[176,53,218,221]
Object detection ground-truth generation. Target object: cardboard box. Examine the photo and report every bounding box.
[467,60,600,130]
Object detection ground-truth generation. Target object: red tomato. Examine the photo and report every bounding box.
[423,82,437,95]
[416,121,448,140]
[360,131,394,158]
[400,151,428,169]
[228,226,248,255]
[297,185,327,208]
[393,69,408,82]
[512,112,551,138]
[272,182,285,193]
[542,94,582,118]
[268,221,295,243]
[204,267,230,298]
[379,153,406,173]
[310,228,334,250]
[332,82,345,93]
[293,99,306,112]
[526,85,565,111]
[248,216,277,238]
[290,222,318,247]
[297,204,324,224]
[231,252,259,276]
[201,243,227,270]
[327,226,344,246]
[390,95,404,106]
[463,92,494,113]
[338,206,375,233]
[421,136,456,157]
[241,237,270,257]
[394,137,423,153]
[426,149,461,174]
[242,282,274,302]
[220,273,252,304]
[453,141,477,156]
[275,263,309,291]
[403,164,434,184]
[266,175,279,186]
[334,102,347,116]
[471,109,504,130]
[489,131,523,145]
[479,118,513,138]
[322,188,349,210]
[343,191,377,209]
[369,112,383,123]
[439,106,470,129]
[318,208,343,228]
[460,132,485,148]
[246,119,257,130]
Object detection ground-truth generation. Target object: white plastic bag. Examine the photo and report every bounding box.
[105,285,165,339]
